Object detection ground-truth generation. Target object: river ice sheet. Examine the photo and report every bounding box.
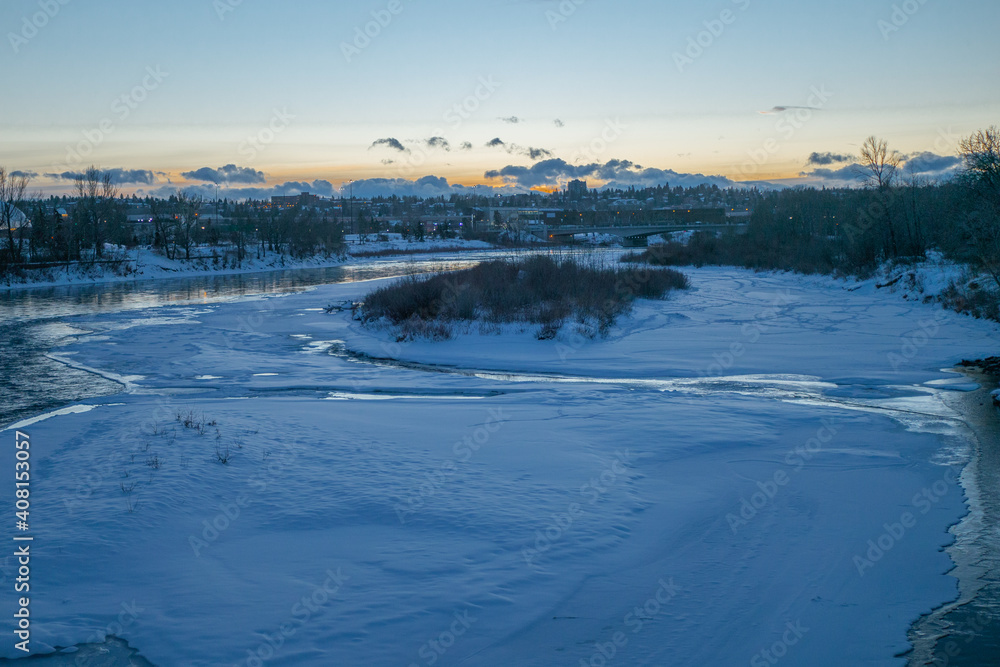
[1,266,997,666]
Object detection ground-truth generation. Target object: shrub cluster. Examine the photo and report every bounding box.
[360,255,688,339]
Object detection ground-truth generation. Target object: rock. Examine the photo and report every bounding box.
[960,356,1000,375]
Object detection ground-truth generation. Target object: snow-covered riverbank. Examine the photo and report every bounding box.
[1,265,997,665]
[0,239,494,291]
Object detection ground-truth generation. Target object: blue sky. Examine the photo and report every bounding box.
[1,0,998,197]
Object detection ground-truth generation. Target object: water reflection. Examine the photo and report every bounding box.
[0,256,488,429]
[0,259,487,323]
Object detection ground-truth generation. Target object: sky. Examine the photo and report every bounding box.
[1,0,998,198]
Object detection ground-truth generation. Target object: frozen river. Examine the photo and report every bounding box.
[1,254,998,665]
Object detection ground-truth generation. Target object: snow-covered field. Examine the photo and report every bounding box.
[1,265,998,665]
[0,239,493,291]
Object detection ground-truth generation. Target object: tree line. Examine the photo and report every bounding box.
[643,130,998,277]
[626,128,1000,318]
[0,168,348,272]
[3,127,997,287]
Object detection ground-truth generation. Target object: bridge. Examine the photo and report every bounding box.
[539,223,746,247]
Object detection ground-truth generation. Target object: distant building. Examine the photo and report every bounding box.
[567,179,588,200]
[648,207,727,225]
[271,192,324,210]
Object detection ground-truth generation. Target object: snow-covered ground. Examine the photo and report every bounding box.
[572,232,621,245]
[647,230,697,245]
[1,265,998,665]
[0,239,493,291]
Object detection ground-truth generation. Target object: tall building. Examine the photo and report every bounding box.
[567,179,588,201]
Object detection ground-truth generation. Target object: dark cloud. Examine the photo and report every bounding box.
[902,152,962,178]
[268,179,336,197]
[10,170,38,179]
[807,152,852,166]
[341,176,511,199]
[45,168,156,185]
[525,147,553,160]
[485,138,551,161]
[759,106,822,115]
[142,178,335,201]
[426,137,451,151]
[305,179,336,197]
[370,138,408,153]
[139,176,515,201]
[800,164,866,183]
[500,116,521,124]
[802,152,961,184]
[485,158,736,190]
[554,119,565,128]
[459,141,473,151]
[181,164,265,185]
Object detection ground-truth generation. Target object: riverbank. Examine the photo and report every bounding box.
[0,239,494,292]
[2,265,998,665]
[906,367,1000,665]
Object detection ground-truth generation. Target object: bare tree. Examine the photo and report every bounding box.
[76,167,102,257]
[172,191,202,260]
[958,126,1000,289]
[859,136,900,189]
[229,202,254,264]
[149,198,175,259]
[0,167,30,265]
[858,136,902,256]
[73,166,125,258]
[959,125,1000,211]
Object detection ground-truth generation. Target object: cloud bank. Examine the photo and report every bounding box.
[45,168,156,185]
[181,164,265,185]
[485,158,737,190]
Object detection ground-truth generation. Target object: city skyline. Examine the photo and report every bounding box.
[2,0,998,198]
